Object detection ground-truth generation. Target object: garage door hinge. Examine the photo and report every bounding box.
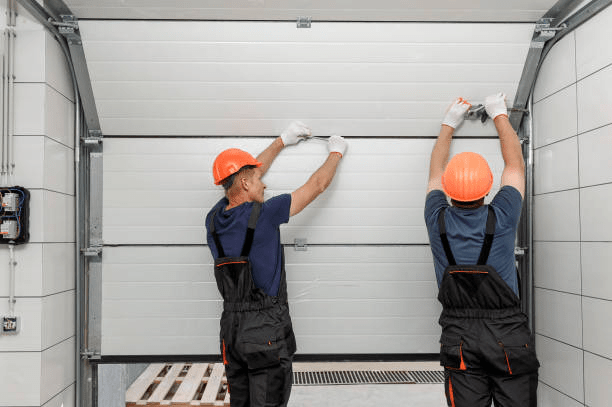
[294,238,308,251]
[297,16,311,28]
[82,246,102,257]
[82,130,103,146]
[81,349,101,360]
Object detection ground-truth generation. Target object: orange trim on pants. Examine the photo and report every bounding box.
[504,350,513,375]
[449,376,456,407]
[222,339,228,365]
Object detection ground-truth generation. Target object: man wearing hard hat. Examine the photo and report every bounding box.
[206,122,347,407]
[424,94,540,407]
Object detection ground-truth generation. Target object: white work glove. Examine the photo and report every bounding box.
[280,121,311,146]
[327,135,347,157]
[442,97,471,129]
[484,92,508,120]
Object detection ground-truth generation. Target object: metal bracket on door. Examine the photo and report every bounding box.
[80,349,101,361]
[81,246,102,257]
[297,16,312,28]
[294,238,308,251]
[82,130,103,146]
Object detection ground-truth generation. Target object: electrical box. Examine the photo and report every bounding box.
[1,316,19,334]
[0,186,30,244]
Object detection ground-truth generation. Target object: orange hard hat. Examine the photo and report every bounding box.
[442,152,493,202]
[212,148,262,185]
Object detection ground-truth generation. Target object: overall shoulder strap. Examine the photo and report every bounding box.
[477,206,497,265]
[208,208,225,258]
[438,208,457,266]
[241,202,262,256]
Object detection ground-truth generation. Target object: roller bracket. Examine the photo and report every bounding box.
[80,349,101,361]
[82,130,103,146]
[297,16,311,28]
[82,246,102,257]
[294,238,308,251]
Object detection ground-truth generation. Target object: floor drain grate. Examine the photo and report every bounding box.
[293,370,444,386]
[409,370,445,384]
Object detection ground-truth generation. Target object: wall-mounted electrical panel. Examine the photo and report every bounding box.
[0,186,30,244]
[1,316,18,334]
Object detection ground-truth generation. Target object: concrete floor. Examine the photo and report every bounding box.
[288,361,446,407]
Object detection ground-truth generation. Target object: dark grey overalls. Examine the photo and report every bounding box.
[437,206,539,407]
[209,203,296,407]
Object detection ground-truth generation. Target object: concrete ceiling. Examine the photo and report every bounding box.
[63,0,563,22]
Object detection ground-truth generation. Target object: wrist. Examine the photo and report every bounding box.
[440,124,455,136]
[330,151,343,159]
[493,113,509,122]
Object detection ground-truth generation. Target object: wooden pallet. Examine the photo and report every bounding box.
[126,363,230,406]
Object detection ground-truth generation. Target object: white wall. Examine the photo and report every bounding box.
[532,4,612,406]
[0,4,76,407]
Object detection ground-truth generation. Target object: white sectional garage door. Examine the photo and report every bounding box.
[85,21,532,356]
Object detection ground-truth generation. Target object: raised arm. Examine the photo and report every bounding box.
[427,98,471,194]
[290,135,347,217]
[484,93,525,198]
[256,121,311,175]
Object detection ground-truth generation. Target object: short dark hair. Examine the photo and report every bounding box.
[220,165,257,191]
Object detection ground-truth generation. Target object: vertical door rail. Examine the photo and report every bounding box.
[15,1,104,406]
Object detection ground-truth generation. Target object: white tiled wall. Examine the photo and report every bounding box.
[584,352,612,407]
[0,3,76,406]
[536,334,584,403]
[533,4,612,405]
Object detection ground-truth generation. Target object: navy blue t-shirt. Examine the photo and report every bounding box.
[206,194,291,297]
[424,186,523,296]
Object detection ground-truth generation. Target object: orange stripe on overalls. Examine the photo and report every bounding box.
[449,376,456,407]
[222,339,228,365]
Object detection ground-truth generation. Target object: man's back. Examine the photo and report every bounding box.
[424,186,523,296]
[206,194,291,297]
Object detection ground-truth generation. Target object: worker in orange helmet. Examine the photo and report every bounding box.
[206,121,347,407]
[424,94,539,407]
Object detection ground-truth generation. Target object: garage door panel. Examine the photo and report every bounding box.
[85,41,528,65]
[102,336,219,357]
[104,189,426,209]
[81,21,531,136]
[293,317,439,336]
[296,335,440,354]
[81,20,534,43]
[104,138,504,245]
[93,18,524,356]
[104,282,219,301]
[289,281,437,300]
[290,299,441,318]
[92,81,516,105]
[103,318,220,337]
[289,263,433,281]
[101,245,441,355]
[91,61,521,84]
[100,118,499,138]
[104,300,222,319]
